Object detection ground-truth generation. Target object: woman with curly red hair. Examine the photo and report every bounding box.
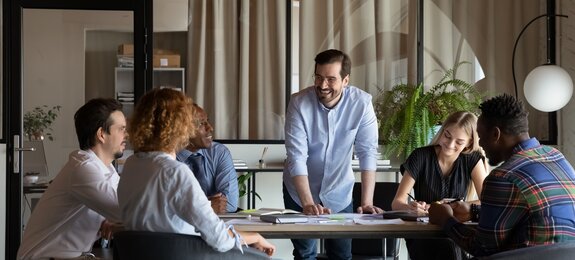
[118,88,275,257]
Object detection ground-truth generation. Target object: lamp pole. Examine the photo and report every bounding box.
[546,0,558,145]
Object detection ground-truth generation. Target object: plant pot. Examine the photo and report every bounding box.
[27,132,44,141]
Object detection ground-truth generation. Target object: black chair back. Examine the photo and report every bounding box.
[113,230,269,260]
[352,182,400,259]
[476,241,575,260]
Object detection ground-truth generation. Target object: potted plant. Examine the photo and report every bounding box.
[375,62,484,160]
[237,172,262,201]
[23,105,61,141]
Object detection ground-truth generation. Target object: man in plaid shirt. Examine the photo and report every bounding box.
[429,94,575,257]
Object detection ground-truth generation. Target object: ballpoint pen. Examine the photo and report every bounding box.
[448,197,464,204]
[407,193,416,201]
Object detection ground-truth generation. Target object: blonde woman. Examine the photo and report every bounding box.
[118,88,275,257]
[391,111,487,260]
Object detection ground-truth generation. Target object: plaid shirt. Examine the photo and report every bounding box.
[444,138,575,256]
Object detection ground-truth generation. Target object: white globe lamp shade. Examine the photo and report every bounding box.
[523,65,573,112]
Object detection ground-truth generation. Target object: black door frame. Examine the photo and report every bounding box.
[3,0,152,258]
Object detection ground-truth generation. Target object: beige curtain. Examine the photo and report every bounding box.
[187,0,286,140]
[426,0,549,140]
[299,0,416,94]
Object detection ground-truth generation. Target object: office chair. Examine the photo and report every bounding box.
[476,241,575,260]
[351,182,401,260]
[113,230,269,260]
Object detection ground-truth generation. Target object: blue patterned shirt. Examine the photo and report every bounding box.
[444,138,575,256]
[177,142,239,212]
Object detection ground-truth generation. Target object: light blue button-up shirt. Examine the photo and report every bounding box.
[283,86,379,213]
[177,142,239,212]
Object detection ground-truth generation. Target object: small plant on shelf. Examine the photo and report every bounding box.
[237,172,262,201]
[23,105,61,141]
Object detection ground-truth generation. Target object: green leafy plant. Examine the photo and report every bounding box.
[237,172,262,201]
[375,62,484,160]
[23,105,61,141]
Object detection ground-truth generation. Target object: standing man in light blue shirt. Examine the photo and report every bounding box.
[283,49,382,260]
[177,104,239,213]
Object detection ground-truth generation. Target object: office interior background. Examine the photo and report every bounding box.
[2,0,575,259]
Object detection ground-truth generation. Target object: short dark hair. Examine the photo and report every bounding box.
[314,49,351,79]
[479,94,529,135]
[74,98,123,150]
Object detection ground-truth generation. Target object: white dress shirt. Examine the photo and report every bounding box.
[118,152,236,252]
[17,149,121,260]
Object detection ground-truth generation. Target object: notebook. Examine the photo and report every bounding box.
[259,214,309,224]
[239,208,301,216]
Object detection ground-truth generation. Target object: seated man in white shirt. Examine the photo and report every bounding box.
[17,98,128,260]
[176,104,239,213]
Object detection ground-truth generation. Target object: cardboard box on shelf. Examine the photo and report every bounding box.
[118,44,134,55]
[153,54,180,68]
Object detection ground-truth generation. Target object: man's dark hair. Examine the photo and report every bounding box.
[314,49,351,79]
[479,94,529,135]
[74,98,123,150]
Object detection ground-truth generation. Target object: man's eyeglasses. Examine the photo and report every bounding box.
[313,75,340,85]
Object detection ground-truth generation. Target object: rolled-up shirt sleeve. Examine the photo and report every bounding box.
[354,99,378,171]
[285,94,309,177]
[213,146,239,212]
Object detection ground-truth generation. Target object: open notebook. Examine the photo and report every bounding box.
[239,208,300,216]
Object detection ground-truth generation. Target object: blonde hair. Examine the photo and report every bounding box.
[430,111,485,199]
[429,111,481,154]
[129,88,196,153]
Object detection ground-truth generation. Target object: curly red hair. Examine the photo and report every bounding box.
[129,88,196,153]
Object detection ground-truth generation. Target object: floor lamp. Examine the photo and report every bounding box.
[512,0,572,112]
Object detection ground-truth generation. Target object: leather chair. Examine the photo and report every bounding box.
[351,182,401,260]
[476,241,575,260]
[113,230,269,260]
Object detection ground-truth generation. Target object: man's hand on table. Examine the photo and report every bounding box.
[209,193,228,214]
[302,204,331,215]
[357,205,383,214]
[428,203,455,226]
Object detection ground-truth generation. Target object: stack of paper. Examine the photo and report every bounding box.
[117,55,134,68]
[233,159,248,169]
[351,159,391,166]
[117,92,135,104]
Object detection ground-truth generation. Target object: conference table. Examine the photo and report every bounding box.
[233,220,445,239]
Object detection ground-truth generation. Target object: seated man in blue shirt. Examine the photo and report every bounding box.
[176,104,239,213]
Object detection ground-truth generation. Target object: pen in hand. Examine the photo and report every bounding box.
[407,193,416,201]
[448,197,464,204]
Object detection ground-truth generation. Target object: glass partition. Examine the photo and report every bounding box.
[21,7,134,234]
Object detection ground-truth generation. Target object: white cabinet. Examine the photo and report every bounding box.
[114,67,185,117]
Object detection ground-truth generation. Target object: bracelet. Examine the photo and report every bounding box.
[470,204,481,222]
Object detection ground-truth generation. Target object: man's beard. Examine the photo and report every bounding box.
[114,151,124,160]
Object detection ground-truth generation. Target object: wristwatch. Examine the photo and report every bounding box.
[470,204,481,222]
